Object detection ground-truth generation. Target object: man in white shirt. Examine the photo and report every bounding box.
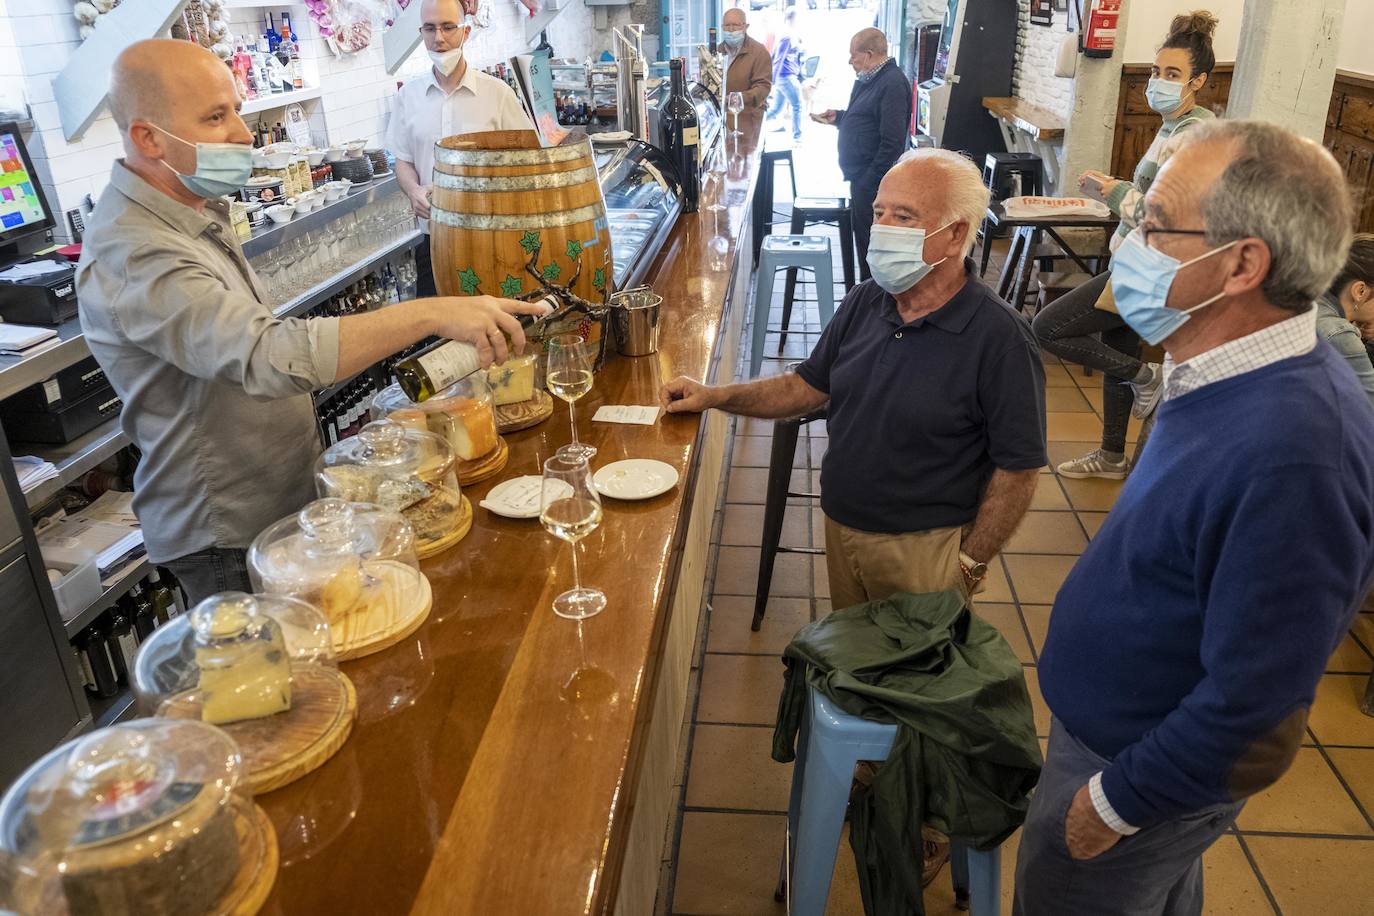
[389,0,534,294]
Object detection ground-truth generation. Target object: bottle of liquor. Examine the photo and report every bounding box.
[282,14,303,90]
[708,27,718,54]
[75,623,119,698]
[147,569,178,623]
[105,608,138,685]
[660,58,700,214]
[129,584,158,641]
[264,13,279,52]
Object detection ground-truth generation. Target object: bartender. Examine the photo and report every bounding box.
[390,0,534,295]
[77,39,544,603]
[721,8,772,110]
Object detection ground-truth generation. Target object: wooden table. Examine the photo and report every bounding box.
[983,201,1118,313]
[255,109,767,916]
[982,96,1067,194]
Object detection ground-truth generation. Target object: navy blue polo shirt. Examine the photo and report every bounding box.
[797,261,1048,533]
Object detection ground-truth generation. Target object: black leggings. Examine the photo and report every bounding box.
[1032,272,1142,455]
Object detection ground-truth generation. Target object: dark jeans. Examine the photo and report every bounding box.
[1032,272,1142,455]
[1012,719,1243,916]
[850,176,876,281]
[162,547,252,608]
[415,233,438,298]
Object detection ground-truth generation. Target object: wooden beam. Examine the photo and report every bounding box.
[54,0,190,141]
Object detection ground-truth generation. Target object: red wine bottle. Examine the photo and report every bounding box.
[660,58,699,213]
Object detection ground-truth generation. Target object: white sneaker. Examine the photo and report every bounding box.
[1130,362,1164,419]
[1057,449,1130,480]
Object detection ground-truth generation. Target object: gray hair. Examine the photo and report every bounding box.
[1187,119,1354,312]
[894,147,990,257]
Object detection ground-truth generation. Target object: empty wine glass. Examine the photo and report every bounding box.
[727,91,744,136]
[703,169,726,212]
[546,333,596,460]
[540,452,606,620]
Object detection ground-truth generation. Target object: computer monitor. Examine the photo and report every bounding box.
[0,124,55,255]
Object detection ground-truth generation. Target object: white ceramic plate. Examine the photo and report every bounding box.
[593,459,679,501]
[480,476,572,519]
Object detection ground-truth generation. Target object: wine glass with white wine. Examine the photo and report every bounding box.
[540,452,607,620]
[546,333,597,460]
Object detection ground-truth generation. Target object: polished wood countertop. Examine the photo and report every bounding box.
[257,110,767,916]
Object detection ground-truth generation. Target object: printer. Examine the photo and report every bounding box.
[0,258,78,326]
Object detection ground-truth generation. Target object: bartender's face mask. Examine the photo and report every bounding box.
[149,124,254,199]
[422,20,468,73]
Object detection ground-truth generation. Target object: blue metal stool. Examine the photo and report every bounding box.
[751,235,835,378]
[778,690,1002,916]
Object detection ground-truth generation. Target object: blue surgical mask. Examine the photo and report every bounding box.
[153,124,253,199]
[1145,77,1189,115]
[721,30,744,48]
[866,221,953,295]
[1110,229,1237,345]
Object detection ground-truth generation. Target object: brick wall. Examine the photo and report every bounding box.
[1012,0,1072,119]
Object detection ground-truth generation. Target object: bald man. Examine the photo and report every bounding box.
[77,39,543,603]
[721,8,772,110]
[814,28,912,277]
[390,0,532,295]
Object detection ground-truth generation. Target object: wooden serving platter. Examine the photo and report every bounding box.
[223,800,280,916]
[332,562,433,662]
[457,436,509,486]
[413,494,473,559]
[494,389,555,434]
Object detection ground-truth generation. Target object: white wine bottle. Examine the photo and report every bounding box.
[395,340,482,403]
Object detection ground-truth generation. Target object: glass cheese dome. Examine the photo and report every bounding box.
[315,419,471,558]
[0,719,277,916]
[247,498,432,661]
[131,592,355,795]
[372,374,508,484]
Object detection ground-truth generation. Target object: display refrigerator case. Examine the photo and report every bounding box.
[593,138,684,292]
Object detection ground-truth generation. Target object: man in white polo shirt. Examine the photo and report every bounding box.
[390,0,533,294]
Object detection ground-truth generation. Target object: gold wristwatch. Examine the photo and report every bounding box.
[959,551,988,583]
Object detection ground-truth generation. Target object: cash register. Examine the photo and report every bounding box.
[0,123,75,326]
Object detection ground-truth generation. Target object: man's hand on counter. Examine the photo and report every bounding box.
[408,185,433,220]
[433,296,552,367]
[661,376,721,414]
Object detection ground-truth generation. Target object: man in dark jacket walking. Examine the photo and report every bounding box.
[815,28,911,279]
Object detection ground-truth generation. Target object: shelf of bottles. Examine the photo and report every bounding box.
[227,9,316,119]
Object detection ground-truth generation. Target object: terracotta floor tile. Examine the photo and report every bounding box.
[1236,747,1372,835]
[1022,667,1052,738]
[1042,365,1080,388]
[708,595,811,655]
[1030,476,1071,511]
[713,546,813,598]
[1308,674,1374,747]
[1004,511,1089,555]
[813,555,830,600]
[1047,411,1109,442]
[1044,386,1095,412]
[1244,835,1374,916]
[978,603,1034,663]
[732,435,808,469]
[1329,634,1373,673]
[1020,604,1052,657]
[1081,387,1105,412]
[1200,835,1270,916]
[720,504,811,548]
[725,467,820,506]
[1325,747,1374,815]
[697,654,788,726]
[1352,611,1374,646]
[685,725,792,812]
[673,811,787,915]
[821,824,1009,916]
[979,560,1014,604]
[1003,554,1080,605]
[1058,476,1125,512]
[809,438,827,467]
[1078,511,1109,538]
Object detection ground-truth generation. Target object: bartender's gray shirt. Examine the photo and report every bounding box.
[77,162,339,562]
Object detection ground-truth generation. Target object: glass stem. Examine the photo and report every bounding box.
[569,400,578,447]
[570,537,583,592]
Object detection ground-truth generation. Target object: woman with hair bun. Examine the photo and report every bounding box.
[1319,233,1374,405]
[1033,11,1219,480]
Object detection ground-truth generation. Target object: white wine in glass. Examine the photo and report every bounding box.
[540,453,607,620]
[546,333,597,460]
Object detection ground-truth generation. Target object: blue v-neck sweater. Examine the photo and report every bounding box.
[1040,344,1374,828]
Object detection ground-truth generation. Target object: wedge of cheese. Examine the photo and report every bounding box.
[196,639,291,725]
[487,356,537,406]
[430,397,499,461]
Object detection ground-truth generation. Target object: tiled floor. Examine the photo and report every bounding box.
[654,171,1374,914]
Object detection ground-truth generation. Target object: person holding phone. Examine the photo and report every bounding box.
[1032,11,1218,480]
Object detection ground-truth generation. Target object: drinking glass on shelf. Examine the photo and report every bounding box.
[727,91,744,136]
[540,452,606,620]
[546,333,597,460]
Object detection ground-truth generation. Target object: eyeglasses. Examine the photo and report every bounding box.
[420,23,463,36]
[1140,226,1208,250]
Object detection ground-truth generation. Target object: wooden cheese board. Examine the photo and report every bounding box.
[332,562,433,662]
[494,389,555,434]
[457,436,509,486]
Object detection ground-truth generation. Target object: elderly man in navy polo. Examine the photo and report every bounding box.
[661,148,1047,608]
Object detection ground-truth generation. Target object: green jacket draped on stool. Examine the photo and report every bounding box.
[773,590,1042,916]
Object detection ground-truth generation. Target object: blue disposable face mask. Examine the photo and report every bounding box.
[1110,229,1238,345]
[866,221,954,295]
[855,57,886,82]
[721,29,745,48]
[1146,76,1190,115]
[152,124,253,199]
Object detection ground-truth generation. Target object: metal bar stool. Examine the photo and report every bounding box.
[751,236,835,378]
[753,146,799,263]
[752,404,826,631]
[775,689,1003,915]
[785,197,857,330]
[979,152,1043,278]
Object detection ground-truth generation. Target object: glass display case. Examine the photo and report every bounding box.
[593,138,684,291]
[646,79,723,157]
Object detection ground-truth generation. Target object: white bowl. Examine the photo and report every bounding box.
[265,205,294,224]
[299,191,323,211]
[343,139,367,158]
[324,146,345,161]
[306,149,326,166]
[321,182,347,202]
[252,150,292,170]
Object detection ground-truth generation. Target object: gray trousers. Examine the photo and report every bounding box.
[1013,719,1243,916]
[162,547,252,607]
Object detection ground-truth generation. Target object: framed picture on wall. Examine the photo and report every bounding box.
[1029,0,1054,26]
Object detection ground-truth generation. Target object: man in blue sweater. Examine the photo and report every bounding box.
[1014,120,1374,915]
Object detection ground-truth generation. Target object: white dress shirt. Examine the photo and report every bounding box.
[386,62,533,233]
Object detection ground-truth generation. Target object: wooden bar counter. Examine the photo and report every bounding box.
[256,109,768,916]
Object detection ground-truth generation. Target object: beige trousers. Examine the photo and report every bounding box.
[823,515,968,611]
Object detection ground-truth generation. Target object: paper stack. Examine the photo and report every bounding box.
[37,493,145,577]
[13,455,58,492]
[0,322,59,356]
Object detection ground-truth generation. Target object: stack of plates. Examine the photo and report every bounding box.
[365,149,391,177]
[330,157,374,184]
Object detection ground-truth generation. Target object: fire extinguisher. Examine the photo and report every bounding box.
[1082,0,1121,59]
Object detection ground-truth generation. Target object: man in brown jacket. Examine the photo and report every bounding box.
[722,8,772,110]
